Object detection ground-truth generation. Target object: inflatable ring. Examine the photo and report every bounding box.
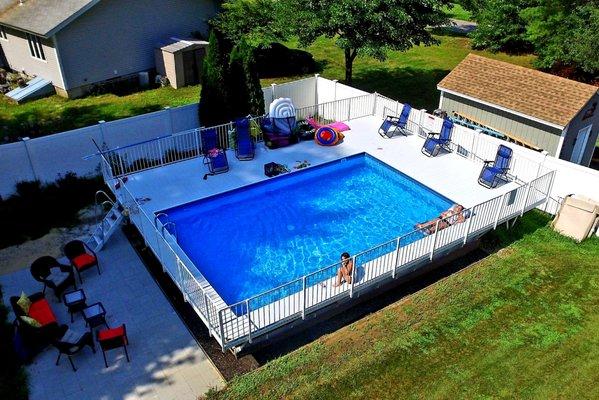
[315,126,343,146]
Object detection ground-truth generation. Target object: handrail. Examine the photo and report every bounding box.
[154,212,168,229]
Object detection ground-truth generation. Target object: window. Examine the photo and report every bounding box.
[0,25,7,40]
[26,33,46,60]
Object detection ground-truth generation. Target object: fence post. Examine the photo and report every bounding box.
[218,310,226,352]
[419,109,427,137]
[333,79,338,101]
[544,171,556,208]
[349,256,357,298]
[535,151,548,178]
[21,137,38,181]
[164,106,175,135]
[245,299,252,343]
[494,194,507,229]
[347,98,352,121]
[301,276,307,319]
[463,208,474,245]
[204,293,213,337]
[429,220,440,260]
[270,83,276,103]
[97,120,108,146]
[314,73,319,105]
[520,182,532,216]
[372,92,378,117]
[392,237,400,278]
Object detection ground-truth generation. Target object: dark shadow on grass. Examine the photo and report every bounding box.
[351,67,450,111]
[480,210,552,252]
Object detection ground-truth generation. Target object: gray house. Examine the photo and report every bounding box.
[0,0,218,98]
[438,54,599,166]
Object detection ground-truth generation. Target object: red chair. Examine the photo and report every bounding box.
[97,324,130,368]
[64,240,100,283]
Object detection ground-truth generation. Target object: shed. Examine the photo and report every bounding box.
[155,38,208,89]
[437,54,599,166]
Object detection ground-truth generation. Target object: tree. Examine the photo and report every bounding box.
[228,40,265,119]
[522,0,599,75]
[290,0,453,83]
[199,29,233,126]
[469,0,535,53]
[215,0,451,83]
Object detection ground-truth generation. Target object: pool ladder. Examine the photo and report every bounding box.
[87,190,124,252]
[154,212,177,241]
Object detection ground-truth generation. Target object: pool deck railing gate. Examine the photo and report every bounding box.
[97,95,557,352]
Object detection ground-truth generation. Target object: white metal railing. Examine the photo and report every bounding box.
[102,87,558,351]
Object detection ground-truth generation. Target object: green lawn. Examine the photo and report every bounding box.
[208,212,599,399]
[0,85,200,142]
[0,34,534,142]
[443,3,473,21]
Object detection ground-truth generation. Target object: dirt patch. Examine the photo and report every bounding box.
[0,207,97,276]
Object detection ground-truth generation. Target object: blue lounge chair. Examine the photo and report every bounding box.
[201,128,229,179]
[421,118,454,157]
[234,117,255,161]
[378,103,412,138]
[200,127,219,155]
[478,144,513,188]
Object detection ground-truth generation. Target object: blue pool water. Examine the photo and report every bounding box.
[159,153,453,305]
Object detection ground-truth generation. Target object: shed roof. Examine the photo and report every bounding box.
[438,54,598,128]
[0,0,99,37]
[158,37,208,54]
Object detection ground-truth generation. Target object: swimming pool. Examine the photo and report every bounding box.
[159,153,453,306]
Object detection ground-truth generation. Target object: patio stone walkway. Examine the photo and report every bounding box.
[0,230,224,400]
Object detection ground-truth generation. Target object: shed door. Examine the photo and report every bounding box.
[570,125,592,164]
[183,50,200,86]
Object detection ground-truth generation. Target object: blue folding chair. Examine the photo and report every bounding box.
[201,128,229,179]
[379,103,412,138]
[234,117,255,161]
[421,118,454,157]
[478,144,513,188]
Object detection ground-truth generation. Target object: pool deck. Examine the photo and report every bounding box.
[124,115,519,215]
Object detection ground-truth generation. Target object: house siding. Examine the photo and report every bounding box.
[55,0,217,91]
[0,26,64,88]
[440,92,562,155]
[559,93,599,166]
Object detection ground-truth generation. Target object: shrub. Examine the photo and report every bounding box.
[0,173,104,249]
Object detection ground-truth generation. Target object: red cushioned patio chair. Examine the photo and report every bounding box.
[64,240,100,284]
[97,324,130,368]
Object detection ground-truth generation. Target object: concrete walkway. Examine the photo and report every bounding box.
[0,230,224,400]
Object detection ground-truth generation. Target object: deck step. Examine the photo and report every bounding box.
[88,204,124,252]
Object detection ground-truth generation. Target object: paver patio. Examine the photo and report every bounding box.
[0,230,224,400]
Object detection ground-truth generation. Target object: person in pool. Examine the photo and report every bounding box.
[333,252,354,287]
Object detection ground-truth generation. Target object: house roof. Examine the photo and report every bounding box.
[0,0,99,37]
[438,54,598,128]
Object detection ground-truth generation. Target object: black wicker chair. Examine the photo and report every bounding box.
[10,292,62,352]
[63,240,100,284]
[53,325,96,372]
[30,256,76,302]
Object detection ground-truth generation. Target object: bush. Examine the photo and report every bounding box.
[0,286,28,400]
[0,173,104,249]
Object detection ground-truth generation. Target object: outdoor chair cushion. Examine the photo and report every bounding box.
[28,298,57,326]
[72,253,96,270]
[16,291,32,314]
[98,325,126,342]
[47,267,71,287]
[20,315,42,328]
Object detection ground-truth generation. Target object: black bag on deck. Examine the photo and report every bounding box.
[264,162,279,177]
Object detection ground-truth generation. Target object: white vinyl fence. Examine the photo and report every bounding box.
[0,104,199,197]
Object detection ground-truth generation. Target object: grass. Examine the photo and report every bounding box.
[0,85,200,142]
[207,211,599,399]
[0,34,535,141]
[443,3,474,21]
[290,34,535,111]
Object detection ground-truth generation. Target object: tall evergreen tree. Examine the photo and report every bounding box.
[199,29,232,126]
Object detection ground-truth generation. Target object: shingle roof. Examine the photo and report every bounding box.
[0,0,99,37]
[438,54,598,128]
